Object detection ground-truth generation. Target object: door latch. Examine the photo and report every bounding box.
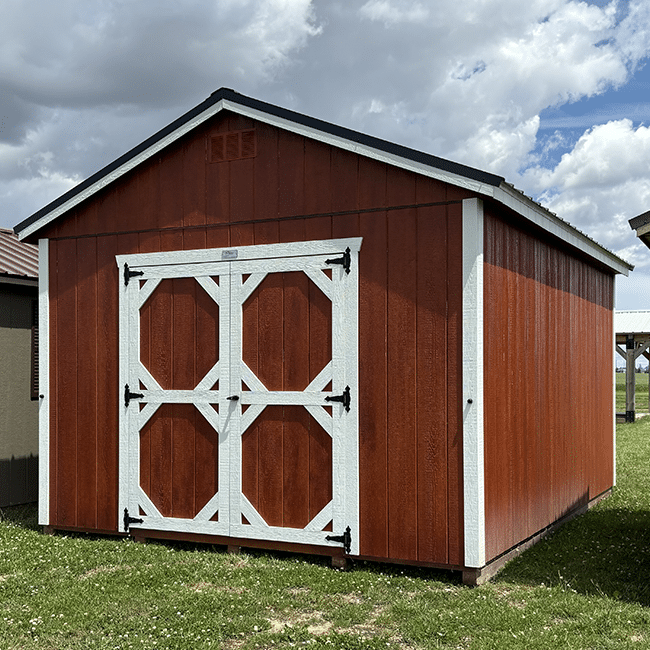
[124,384,144,407]
[326,526,352,554]
[325,386,351,412]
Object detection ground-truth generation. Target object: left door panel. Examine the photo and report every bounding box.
[118,260,231,536]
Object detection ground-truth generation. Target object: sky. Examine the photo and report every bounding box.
[2,0,650,309]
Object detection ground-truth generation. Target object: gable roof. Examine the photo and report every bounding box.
[0,228,38,285]
[13,87,631,275]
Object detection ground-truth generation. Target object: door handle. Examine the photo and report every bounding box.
[226,395,239,401]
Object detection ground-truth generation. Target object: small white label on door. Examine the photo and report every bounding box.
[222,249,238,260]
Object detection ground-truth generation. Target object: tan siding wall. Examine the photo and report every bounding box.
[0,286,39,505]
[483,206,614,561]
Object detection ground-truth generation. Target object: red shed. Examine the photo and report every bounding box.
[14,89,631,584]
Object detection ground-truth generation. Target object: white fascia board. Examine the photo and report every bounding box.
[38,238,50,526]
[19,93,631,281]
[494,184,631,276]
[18,95,492,241]
[462,198,485,569]
[220,100,495,197]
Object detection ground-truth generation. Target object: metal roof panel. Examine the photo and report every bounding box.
[615,310,650,335]
[0,228,38,279]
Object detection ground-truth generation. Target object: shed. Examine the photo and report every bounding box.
[614,310,650,422]
[0,228,39,506]
[14,88,631,584]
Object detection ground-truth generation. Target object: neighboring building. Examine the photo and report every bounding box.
[614,310,650,422]
[629,211,650,249]
[14,89,631,584]
[0,228,38,506]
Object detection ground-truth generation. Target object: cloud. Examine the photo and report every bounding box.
[2,0,650,299]
[520,120,650,264]
[0,0,322,224]
[358,0,429,25]
[0,0,321,137]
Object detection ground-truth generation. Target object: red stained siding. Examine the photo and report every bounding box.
[483,206,614,561]
[42,112,467,566]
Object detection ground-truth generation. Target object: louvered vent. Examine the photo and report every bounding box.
[209,130,256,163]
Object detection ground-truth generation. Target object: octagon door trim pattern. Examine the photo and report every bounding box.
[117,237,361,554]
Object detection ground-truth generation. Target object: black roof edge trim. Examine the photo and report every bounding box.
[629,210,650,230]
[15,87,504,236]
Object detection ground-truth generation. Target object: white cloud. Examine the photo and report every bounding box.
[518,119,650,269]
[526,120,650,193]
[2,0,650,279]
[358,0,429,25]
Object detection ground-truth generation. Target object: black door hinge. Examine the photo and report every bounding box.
[124,384,144,407]
[325,247,351,274]
[325,386,351,412]
[123,508,144,532]
[326,526,352,554]
[124,262,144,286]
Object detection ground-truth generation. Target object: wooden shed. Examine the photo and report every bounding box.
[14,88,631,584]
[0,228,39,506]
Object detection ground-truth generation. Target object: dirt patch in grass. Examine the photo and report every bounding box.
[287,586,310,596]
[267,610,323,633]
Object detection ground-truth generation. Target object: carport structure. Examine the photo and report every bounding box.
[615,310,650,422]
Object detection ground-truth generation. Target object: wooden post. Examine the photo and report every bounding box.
[626,337,635,422]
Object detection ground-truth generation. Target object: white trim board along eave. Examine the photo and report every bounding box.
[15,92,632,278]
[494,184,632,277]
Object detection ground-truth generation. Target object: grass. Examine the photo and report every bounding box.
[616,371,649,413]
[2,420,650,649]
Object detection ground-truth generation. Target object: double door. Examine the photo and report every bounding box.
[117,238,360,554]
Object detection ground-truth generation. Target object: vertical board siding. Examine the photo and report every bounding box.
[483,208,614,561]
[445,204,464,566]
[44,111,467,567]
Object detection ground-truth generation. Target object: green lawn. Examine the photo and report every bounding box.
[1,420,650,649]
[616,371,649,413]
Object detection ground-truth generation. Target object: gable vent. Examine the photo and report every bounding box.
[210,130,256,163]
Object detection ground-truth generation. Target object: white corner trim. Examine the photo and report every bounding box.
[462,198,485,569]
[38,238,50,526]
[613,279,617,488]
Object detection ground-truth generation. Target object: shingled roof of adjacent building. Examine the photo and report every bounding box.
[0,228,38,280]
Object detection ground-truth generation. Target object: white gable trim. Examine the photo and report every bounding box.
[17,95,631,278]
[219,100,493,196]
[17,99,226,240]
